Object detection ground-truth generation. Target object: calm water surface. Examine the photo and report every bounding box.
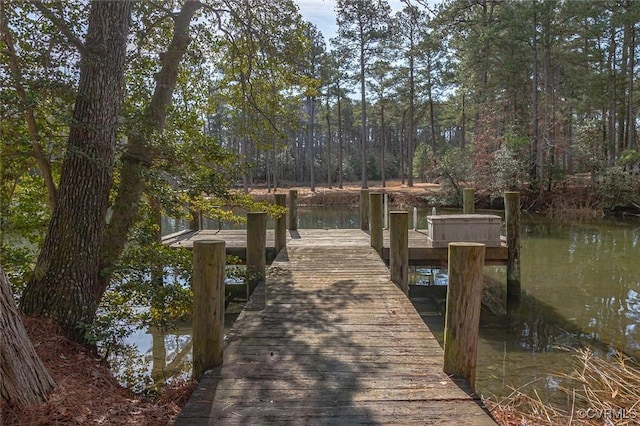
[117,207,640,401]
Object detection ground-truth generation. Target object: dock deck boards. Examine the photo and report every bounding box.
[175,236,496,424]
[162,228,508,266]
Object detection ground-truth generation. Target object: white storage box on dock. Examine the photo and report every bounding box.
[427,214,502,248]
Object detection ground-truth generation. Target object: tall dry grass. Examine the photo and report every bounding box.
[484,348,640,425]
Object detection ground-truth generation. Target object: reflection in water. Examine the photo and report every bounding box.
[129,208,640,404]
[472,216,640,401]
[109,307,243,394]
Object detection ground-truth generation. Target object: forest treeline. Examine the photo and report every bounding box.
[1,0,639,354]
[212,0,640,204]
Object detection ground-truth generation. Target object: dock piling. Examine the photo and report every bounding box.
[274,194,286,254]
[360,189,370,231]
[504,191,521,302]
[463,188,475,214]
[246,212,267,296]
[389,211,409,294]
[383,193,389,229]
[288,189,298,231]
[443,242,485,391]
[370,193,383,255]
[192,240,226,380]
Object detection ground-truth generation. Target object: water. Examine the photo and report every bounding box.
[474,216,640,400]
[120,207,640,403]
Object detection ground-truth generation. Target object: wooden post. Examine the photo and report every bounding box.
[504,191,521,302]
[383,193,389,229]
[370,193,383,255]
[443,242,485,391]
[389,211,409,294]
[274,193,287,254]
[463,188,475,214]
[246,212,267,296]
[360,189,370,231]
[192,240,225,380]
[413,207,418,230]
[288,189,298,231]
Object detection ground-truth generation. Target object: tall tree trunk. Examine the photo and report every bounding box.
[428,56,437,153]
[608,21,618,162]
[337,84,344,189]
[400,109,406,184]
[626,20,635,150]
[308,96,316,192]
[408,37,415,187]
[1,266,55,406]
[543,12,553,191]
[360,37,368,189]
[460,92,466,150]
[530,2,541,192]
[380,103,386,188]
[618,13,629,152]
[20,1,132,342]
[326,96,333,189]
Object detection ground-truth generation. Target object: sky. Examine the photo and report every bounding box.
[296,0,409,44]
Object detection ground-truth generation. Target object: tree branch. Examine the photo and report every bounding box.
[1,9,58,212]
[32,2,88,56]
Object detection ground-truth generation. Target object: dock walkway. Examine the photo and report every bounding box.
[175,231,496,424]
[163,228,507,267]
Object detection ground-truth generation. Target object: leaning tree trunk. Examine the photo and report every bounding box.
[98,0,202,293]
[1,266,55,406]
[20,1,132,342]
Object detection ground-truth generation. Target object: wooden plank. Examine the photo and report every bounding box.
[180,400,494,425]
[163,228,508,266]
[176,240,496,425]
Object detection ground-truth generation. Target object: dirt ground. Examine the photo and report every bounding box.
[248,180,442,208]
[1,317,195,426]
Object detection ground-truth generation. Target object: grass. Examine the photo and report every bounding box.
[484,348,640,425]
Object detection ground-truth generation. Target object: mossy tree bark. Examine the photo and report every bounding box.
[20,1,132,342]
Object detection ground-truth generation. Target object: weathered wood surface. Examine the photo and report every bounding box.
[192,240,225,379]
[175,244,496,425]
[443,243,485,391]
[504,191,521,301]
[162,228,508,266]
[389,211,409,294]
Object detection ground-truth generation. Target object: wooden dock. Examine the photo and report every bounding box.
[162,228,508,267]
[174,232,496,424]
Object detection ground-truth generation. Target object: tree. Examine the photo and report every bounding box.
[99,0,204,295]
[395,4,425,186]
[324,48,352,189]
[368,59,394,187]
[214,0,310,190]
[1,265,55,406]
[302,24,325,192]
[20,0,132,342]
[335,0,391,189]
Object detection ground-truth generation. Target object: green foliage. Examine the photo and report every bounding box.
[487,145,528,198]
[0,174,50,290]
[212,0,311,147]
[592,166,640,208]
[572,120,607,174]
[429,146,473,206]
[413,143,436,181]
[618,150,640,171]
